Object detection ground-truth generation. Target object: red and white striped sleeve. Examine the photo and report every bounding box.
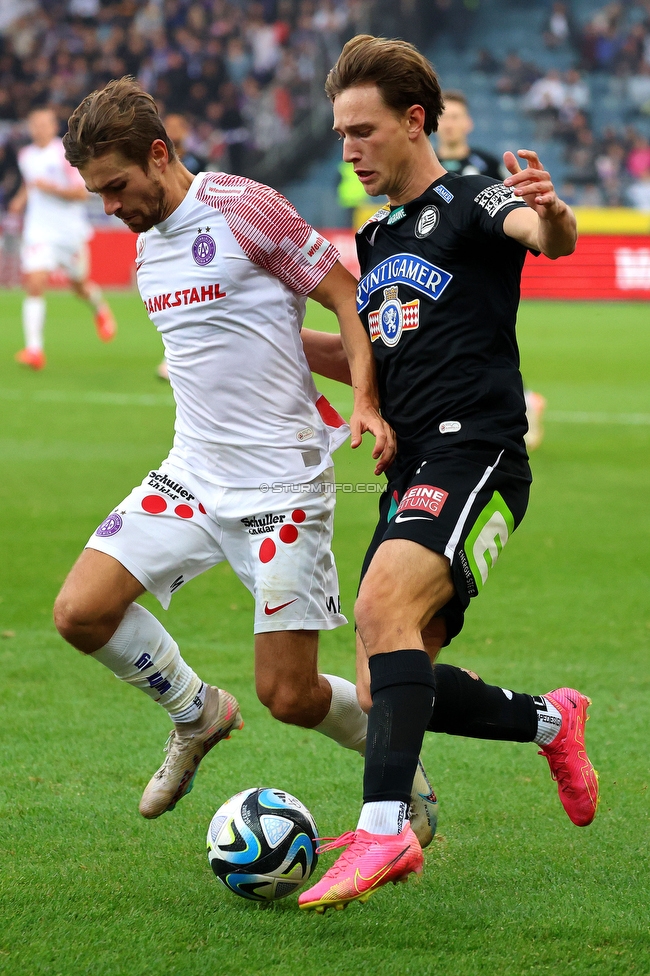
[196,172,339,295]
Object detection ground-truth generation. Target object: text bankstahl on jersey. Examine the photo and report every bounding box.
[137,172,349,488]
[355,173,535,463]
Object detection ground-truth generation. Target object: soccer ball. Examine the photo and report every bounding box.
[207,787,319,901]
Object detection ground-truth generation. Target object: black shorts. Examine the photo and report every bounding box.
[359,442,532,645]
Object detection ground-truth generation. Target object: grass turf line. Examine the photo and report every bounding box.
[0,291,648,975]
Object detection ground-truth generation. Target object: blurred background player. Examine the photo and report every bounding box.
[156,113,204,382]
[437,91,547,450]
[436,89,504,178]
[10,107,116,370]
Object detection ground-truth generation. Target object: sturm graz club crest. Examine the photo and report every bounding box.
[368,286,420,347]
[192,227,217,266]
[415,205,439,239]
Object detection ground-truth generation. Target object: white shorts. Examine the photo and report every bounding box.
[21,240,89,281]
[86,461,348,634]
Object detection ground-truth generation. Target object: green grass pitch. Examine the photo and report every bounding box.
[1,290,648,976]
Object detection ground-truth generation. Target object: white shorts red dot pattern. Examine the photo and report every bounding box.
[86,461,347,634]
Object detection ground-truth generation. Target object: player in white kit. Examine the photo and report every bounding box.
[53,77,437,844]
[10,107,117,370]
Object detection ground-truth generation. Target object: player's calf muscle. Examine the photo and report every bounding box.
[254,631,329,727]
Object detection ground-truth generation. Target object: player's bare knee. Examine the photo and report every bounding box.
[354,589,393,648]
[53,595,92,645]
[257,681,318,727]
[53,592,121,652]
[53,596,89,646]
[263,692,304,726]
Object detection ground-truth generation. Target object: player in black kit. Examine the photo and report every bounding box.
[436,90,548,451]
[436,89,503,178]
[299,35,598,913]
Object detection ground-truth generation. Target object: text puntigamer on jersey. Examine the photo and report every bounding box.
[356,253,453,312]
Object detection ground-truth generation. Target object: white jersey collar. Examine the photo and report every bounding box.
[155,172,203,235]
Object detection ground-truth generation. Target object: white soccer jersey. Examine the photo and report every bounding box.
[18,138,91,247]
[137,172,349,488]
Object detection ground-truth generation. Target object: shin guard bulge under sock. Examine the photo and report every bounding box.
[363,649,436,805]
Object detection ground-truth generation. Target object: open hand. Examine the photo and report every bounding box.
[503,149,562,220]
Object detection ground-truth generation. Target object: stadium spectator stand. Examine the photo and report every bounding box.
[283,0,650,226]
[1,0,650,232]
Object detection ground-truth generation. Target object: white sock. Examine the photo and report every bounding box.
[86,282,104,312]
[357,800,408,836]
[533,695,563,746]
[23,296,46,351]
[91,603,205,723]
[313,674,368,754]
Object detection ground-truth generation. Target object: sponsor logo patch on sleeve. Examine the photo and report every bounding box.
[433,185,454,204]
[474,182,526,217]
[300,229,329,266]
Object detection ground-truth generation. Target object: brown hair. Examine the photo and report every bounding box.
[325,35,444,135]
[441,89,469,110]
[63,76,176,170]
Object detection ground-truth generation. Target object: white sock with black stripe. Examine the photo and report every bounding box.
[91,603,204,722]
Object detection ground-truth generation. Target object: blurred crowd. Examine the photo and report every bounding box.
[0,0,369,207]
[475,1,650,208]
[0,0,480,212]
[2,0,650,214]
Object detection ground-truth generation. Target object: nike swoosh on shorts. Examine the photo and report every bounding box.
[263,599,297,615]
[394,512,434,523]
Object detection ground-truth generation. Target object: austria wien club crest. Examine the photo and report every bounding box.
[368,286,420,346]
[192,227,217,266]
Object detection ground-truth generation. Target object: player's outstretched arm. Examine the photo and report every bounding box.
[502,149,577,259]
[309,261,396,474]
[31,178,88,202]
[301,329,352,385]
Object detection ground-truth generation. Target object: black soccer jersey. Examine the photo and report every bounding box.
[355,172,534,462]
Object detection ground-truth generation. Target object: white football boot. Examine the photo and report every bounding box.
[409,759,439,848]
[139,686,243,819]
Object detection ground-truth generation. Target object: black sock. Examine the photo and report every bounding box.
[427,663,537,742]
[363,649,436,805]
